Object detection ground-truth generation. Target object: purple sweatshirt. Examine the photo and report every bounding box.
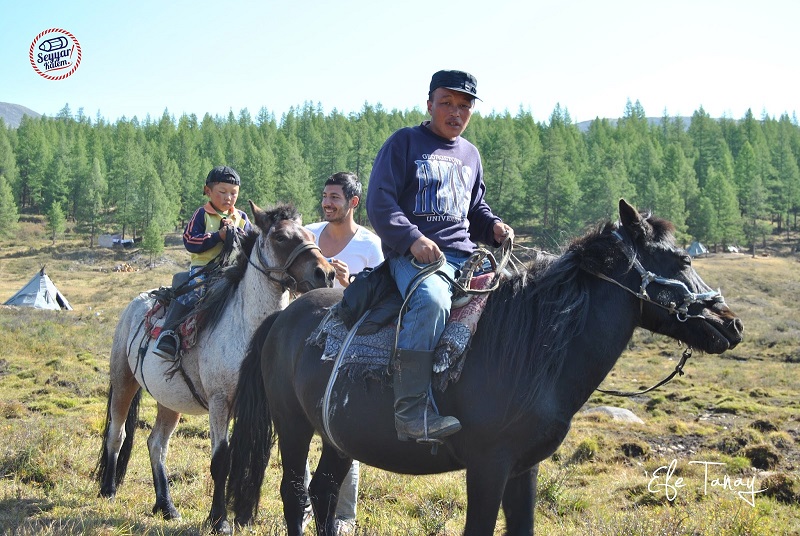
[366,122,501,259]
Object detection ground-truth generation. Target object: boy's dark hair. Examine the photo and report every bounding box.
[325,172,361,200]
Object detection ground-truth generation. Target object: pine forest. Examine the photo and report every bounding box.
[1,100,799,255]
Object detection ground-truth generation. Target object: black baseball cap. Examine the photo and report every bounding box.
[429,69,480,100]
[206,165,240,186]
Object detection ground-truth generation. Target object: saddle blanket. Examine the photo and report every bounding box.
[308,273,493,391]
[144,302,199,354]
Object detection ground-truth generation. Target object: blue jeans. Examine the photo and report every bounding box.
[304,460,359,520]
[389,251,470,351]
[175,265,206,307]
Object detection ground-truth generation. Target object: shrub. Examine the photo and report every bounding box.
[743,444,779,469]
[571,438,600,463]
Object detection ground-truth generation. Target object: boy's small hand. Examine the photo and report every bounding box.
[219,218,233,240]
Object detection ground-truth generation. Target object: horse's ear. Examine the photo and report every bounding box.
[619,199,652,241]
[249,200,268,229]
[618,199,641,229]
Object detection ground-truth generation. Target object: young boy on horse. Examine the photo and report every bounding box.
[153,165,252,359]
[366,69,514,443]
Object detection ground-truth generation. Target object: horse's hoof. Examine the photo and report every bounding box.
[210,518,232,535]
[234,516,253,529]
[152,503,181,520]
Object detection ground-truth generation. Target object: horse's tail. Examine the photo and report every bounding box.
[94,384,142,488]
[227,310,280,524]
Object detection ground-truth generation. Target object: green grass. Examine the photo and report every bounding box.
[1,232,799,535]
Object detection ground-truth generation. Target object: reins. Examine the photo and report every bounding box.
[595,346,693,397]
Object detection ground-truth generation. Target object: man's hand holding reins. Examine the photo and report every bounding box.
[410,235,443,265]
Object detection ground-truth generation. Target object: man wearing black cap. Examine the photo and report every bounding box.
[153,165,252,359]
[366,70,514,443]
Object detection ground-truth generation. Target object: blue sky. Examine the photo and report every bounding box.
[2,0,797,124]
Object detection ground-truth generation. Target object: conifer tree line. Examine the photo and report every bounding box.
[1,99,798,254]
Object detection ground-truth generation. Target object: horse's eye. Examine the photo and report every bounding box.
[274,234,287,243]
[681,254,692,266]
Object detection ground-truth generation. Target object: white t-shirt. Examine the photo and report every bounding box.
[305,222,384,288]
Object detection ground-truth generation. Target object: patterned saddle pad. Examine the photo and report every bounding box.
[144,302,199,354]
[308,274,493,392]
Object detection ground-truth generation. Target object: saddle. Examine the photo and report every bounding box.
[309,272,494,392]
[145,271,200,352]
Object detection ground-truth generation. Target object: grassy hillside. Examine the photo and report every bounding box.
[1,224,798,535]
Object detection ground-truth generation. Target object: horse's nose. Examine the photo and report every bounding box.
[317,266,335,288]
[733,317,744,337]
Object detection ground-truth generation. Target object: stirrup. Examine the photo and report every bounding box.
[152,330,180,360]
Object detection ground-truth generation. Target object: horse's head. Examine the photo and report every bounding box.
[249,201,335,293]
[601,199,743,354]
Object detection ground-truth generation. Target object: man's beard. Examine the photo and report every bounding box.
[324,209,348,224]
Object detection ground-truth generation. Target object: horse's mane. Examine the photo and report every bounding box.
[482,212,675,415]
[196,203,301,333]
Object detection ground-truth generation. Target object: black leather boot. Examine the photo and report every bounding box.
[152,301,191,359]
[393,349,461,442]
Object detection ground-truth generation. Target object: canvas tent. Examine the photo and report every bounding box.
[687,241,708,257]
[3,267,72,310]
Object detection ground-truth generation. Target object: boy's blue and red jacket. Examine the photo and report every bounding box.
[183,202,251,266]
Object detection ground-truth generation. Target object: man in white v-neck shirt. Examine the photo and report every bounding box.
[306,172,383,288]
[303,172,383,533]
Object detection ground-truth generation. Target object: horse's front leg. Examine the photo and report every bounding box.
[501,465,537,536]
[464,460,511,536]
[308,443,353,536]
[148,403,181,521]
[277,425,315,536]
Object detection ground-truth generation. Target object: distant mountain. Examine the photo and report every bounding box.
[576,116,693,133]
[0,102,42,127]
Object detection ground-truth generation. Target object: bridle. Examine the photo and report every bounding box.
[247,233,322,294]
[589,228,725,397]
[591,230,724,322]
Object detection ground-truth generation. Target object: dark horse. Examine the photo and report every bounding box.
[227,200,744,535]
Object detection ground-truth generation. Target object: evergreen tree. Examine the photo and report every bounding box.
[733,141,760,217]
[479,112,525,222]
[274,133,314,218]
[0,121,19,196]
[15,116,53,209]
[173,114,205,225]
[688,107,726,189]
[241,140,277,208]
[46,202,66,245]
[76,158,108,247]
[108,139,146,238]
[141,220,165,265]
[705,166,743,249]
[0,174,19,239]
[44,132,73,213]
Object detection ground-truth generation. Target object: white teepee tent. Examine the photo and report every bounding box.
[3,267,72,310]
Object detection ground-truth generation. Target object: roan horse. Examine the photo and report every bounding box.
[95,202,334,534]
[226,199,744,535]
